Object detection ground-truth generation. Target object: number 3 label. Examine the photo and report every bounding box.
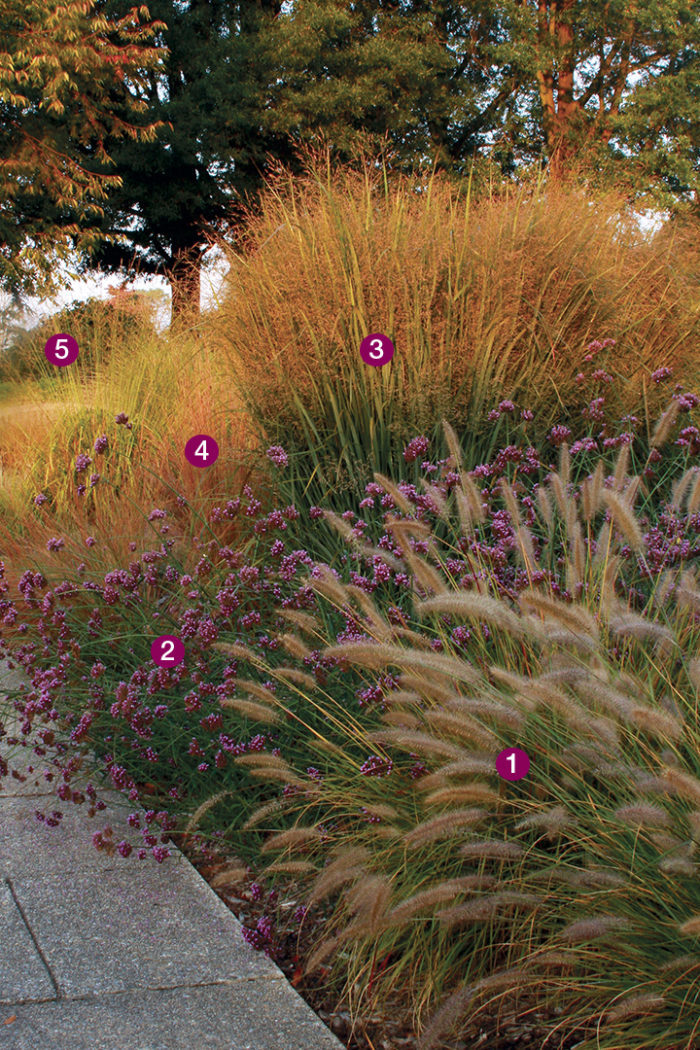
[360,333,395,367]
[44,333,79,367]
[151,635,185,667]
[184,434,219,467]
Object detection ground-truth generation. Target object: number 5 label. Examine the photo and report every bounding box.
[45,333,79,367]
[184,434,220,467]
[360,332,395,367]
[151,635,185,667]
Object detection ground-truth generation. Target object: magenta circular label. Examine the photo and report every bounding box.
[360,333,395,367]
[184,434,219,467]
[44,333,79,367]
[496,748,530,781]
[151,635,185,667]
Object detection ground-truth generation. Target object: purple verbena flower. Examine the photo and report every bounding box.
[266,445,288,468]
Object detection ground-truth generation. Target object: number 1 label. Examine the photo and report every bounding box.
[496,747,530,781]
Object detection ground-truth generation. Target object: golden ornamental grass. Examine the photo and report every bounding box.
[437,890,543,927]
[324,640,481,685]
[278,607,323,635]
[605,994,666,1023]
[211,640,260,663]
[422,708,499,750]
[260,825,321,854]
[660,768,700,807]
[600,488,645,550]
[278,631,312,660]
[397,673,467,703]
[559,915,630,943]
[679,916,700,937]
[373,472,414,514]
[383,876,498,927]
[415,592,528,637]
[445,695,526,730]
[613,803,673,828]
[459,839,525,861]
[274,666,318,690]
[403,807,489,848]
[687,468,700,514]
[518,589,599,639]
[369,728,469,761]
[309,846,371,904]
[421,783,502,807]
[219,697,280,724]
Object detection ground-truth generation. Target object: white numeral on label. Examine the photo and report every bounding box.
[161,639,175,661]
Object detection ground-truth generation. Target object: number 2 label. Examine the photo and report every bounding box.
[151,635,185,667]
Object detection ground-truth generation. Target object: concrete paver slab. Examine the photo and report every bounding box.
[0,980,343,1050]
[0,794,136,877]
[11,862,283,997]
[0,880,55,1005]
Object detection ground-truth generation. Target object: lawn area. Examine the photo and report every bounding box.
[1,161,700,1050]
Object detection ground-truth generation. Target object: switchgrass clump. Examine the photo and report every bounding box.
[213,421,700,1050]
[208,149,700,511]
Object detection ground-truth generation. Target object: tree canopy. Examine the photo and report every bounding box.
[2,0,698,317]
[0,0,166,301]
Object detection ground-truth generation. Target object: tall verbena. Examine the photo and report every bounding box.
[209,150,700,511]
[223,426,700,1050]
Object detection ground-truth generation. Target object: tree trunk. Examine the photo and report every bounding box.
[169,242,203,328]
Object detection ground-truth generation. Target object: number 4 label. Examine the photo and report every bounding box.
[185,434,219,467]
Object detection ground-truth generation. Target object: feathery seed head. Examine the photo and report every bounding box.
[559,915,629,943]
[438,891,542,926]
[601,489,644,550]
[651,399,680,447]
[403,807,488,847]
[459,839,524,861]
[605,994,665,1023]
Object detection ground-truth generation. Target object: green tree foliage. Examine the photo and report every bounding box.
[487,0,700,211]
[77,0,469,323]
[269,0,700,211]
[4,0,698,321]
[0,0,167,300]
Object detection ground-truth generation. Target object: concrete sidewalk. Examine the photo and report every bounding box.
[0,664,343,1050]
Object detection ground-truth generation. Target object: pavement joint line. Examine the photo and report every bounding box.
[5,876,60,1000]
[3,976,292,1009]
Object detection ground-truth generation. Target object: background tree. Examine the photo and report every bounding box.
[267,0,700,210]
[77,0,475,324]
[485,0,700,211]
[0,0,166,303]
